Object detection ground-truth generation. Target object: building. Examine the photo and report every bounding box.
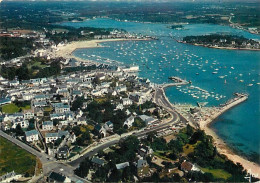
[104,121,113,132]
[12,119,29,129]
[0,171,22,183]
[25,130,39,142]
[42,121,53,131]
[77,117,87,125]
[139,115,157,126]
[55,104,70,114]
[121,98,133,106]
[116,162,129,170]
[123,115,135,128]
[91,157,105,167]
[181,160,201,173]
[0,98,11,106]
[23,109,34,119]
[136,159,148,169]
[57,146,70,160]
[94,124,107,138]
[48,172,71,183]
[45,130,69,143]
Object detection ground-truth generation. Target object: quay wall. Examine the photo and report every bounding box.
[200,95,248,129]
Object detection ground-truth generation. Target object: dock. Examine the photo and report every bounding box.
[200,93,248,129]
[158,76,191,88]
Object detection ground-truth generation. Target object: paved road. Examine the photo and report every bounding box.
[68,86,187,168]
[0,130,87,182]
[0,86,186,182]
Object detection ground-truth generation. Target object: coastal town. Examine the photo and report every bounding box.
[181,34,260,51]
[0,1,260,183]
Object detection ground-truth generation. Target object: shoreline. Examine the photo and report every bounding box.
[55,38,260,178]
[199,95,260,178]
[204,125,260,178]
[54,38,153,62]
[177,41,260,51]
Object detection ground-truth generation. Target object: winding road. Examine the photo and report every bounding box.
[0,85,186,182]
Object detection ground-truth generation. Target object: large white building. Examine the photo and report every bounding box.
[12,119,29,129]
[45,130,69,143]
[25,130,39,142]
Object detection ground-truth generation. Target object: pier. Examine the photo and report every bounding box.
[158,76,190,88]
[200,93,248,129]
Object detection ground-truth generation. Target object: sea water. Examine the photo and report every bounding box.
[61,18,260,163]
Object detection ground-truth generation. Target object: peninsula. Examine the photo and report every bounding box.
[181,34,260,51]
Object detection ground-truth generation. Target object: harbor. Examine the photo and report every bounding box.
[61,17,260,174]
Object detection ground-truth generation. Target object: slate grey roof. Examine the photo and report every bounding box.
[91,157,105,166]
[25,130,38,137]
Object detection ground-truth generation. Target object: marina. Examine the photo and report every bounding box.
[62,18,260,162]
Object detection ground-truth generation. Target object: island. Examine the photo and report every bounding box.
[170,25,184,30]
[181,34,260,50]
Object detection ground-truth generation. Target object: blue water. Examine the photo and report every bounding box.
[61,18,260,162]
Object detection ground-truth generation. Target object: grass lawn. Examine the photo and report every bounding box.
[2,103,31,114]
[0,136,36,176]
[153,151,172,161]
[28,61,47,70]
[21,105,31,111]
[183,141,200,155]
[201,167,232,180]
[2,103,20,114]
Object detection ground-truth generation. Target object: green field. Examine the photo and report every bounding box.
[2,103,31,114]
[201,167,232,180]
[0,136,36,176]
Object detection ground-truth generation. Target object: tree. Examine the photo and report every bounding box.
[121,136,140,152]
[72,126,81,136]
[16,64,30,80]
[75,158,91,178]
[15,124,25,136]
[53,119,60,126]
[186,124,194,136]
[108,168,121,182]
[133,117,146,129]
[71,96,84,111]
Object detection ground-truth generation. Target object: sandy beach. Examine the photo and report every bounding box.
[200,108,260,179]
[203,125,260,179]
[54,38,150,64]
[55,38,260,178]
[199,95,260,178]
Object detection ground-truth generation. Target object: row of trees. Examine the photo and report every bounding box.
[0,60,61,80]
[0,37,34,60]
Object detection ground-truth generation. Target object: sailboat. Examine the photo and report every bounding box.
[224,79,227,84]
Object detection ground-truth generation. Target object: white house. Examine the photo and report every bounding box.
[77,117,87,125]
[115,85,127,93]
[42,121,53,131]
[25,130,39,142]
[45,130,69,143]
[55,104,70,114]
[50,113,66,120]
[104,121,113,132]
[23,109,34,119]
[12,119,29,129]
[22,94,34,101]
[122,98,133,106]
[124,115,135,128]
